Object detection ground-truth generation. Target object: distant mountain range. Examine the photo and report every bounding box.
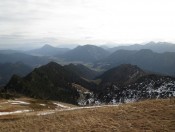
[1,42,175,77]
[0,49,21,54]
[57,45,110,62]
[1,42,175,105]
[27,44,70,56]
[95,49,175,76]
[0,62,32,86]
[0,52,50,67]
[108,42,175,53]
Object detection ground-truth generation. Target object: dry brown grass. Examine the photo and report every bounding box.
[0,98,175,132]
[0,97,76,112]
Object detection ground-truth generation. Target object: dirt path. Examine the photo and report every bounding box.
[0,98,119,117]
[36,104,120,116]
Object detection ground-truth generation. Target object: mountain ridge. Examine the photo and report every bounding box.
[95,49,175,76]
[4,62,97,104]
[4,63,175,105]
[27,44,70,56]
[0,52,50,67]
[108,42,175,53]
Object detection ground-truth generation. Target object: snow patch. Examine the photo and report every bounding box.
[124,98,136,103]
[53,102,70,109]
[8,100,30,105]
[37,111,55,116]
[0,110,32,116]
[39,104,46,106]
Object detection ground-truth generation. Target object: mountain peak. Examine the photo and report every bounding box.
[46,61,59,66]
[147,41,156,45]
[42,44,54,49]
[76,45,99,49]
[5,62,96,104]
[28,44,70,56]
[99,64,146,85]
[39,61,63,70]
[62,45,110,62]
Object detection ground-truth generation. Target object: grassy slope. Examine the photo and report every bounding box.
[0,98,174,132]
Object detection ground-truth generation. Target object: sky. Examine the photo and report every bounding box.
[0,0,175,49]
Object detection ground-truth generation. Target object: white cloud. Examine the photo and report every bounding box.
[0,0,175,48]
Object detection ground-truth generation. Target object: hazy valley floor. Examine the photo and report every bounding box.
[0,98,174,132]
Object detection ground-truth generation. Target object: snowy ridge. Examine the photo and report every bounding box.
[78,75,175,105]
[53,102,70,109]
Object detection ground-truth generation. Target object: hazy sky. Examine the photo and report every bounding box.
[0,0,175,49]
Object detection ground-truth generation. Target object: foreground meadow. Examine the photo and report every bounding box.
[0,98,174,132]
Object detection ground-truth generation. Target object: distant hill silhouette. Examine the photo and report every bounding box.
[27,44,70,56]
[0,50,21,54]
[0,62,32,85]
[57,45,110,62]
[0,52,50,67]
[108,42,175,53]
[95,49,175,76]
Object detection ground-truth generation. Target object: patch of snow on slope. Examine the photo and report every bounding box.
[53,102,70,109]
[0,110,32,116]
[39,104,46,106]
[124,98,136,103]
[37,111,55,116]
[8,100,30,105]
